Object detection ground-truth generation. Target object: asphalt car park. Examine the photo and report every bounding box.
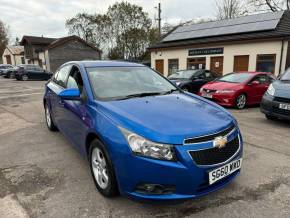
[0,77,290,218]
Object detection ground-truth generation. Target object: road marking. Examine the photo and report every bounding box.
[0,92,43,100]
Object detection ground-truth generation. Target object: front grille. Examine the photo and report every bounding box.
[189,136,240,166]
[274,97,290,103]
[184,125,235,144]
[272,107,290,116]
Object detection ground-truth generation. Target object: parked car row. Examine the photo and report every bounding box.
[169,69,290,120]
[0,64,52,81]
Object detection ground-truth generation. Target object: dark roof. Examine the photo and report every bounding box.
[46,35,101,53]
[71,60,144,68]
[20,36,57,45]
[149,11,290,50]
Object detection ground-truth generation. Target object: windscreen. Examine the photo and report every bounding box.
[87,67,176,100]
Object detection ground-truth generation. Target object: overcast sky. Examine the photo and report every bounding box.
[0,0,216,43]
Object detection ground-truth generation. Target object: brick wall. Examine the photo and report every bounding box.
[48,40,100,73]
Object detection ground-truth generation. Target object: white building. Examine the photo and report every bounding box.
[2,46,26,65]
[149,11,290,77]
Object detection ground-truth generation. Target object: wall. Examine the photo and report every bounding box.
[151,40,287,77]
[1,48,26,65]
[48,40,100,73]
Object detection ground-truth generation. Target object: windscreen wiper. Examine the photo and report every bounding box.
[162,89,180,95]
[118,92,164,100]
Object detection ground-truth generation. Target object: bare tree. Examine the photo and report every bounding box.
[215,0,248,20]
[248,0,290,12]
[0,20,9,59]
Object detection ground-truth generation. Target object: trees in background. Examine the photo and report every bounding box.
[247,0,290,12]
[215,0,248,20]
[0,20,9,60]
[66,2,158,60]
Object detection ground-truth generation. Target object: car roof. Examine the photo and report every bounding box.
[234,71,272,75]
[67,60,145,68]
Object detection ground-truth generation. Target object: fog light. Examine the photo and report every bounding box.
[135,183,175,195]
[224,99,229,103]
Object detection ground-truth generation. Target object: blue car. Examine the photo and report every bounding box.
[44,61,243,201]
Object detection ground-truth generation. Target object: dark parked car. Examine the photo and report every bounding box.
[168,69,218,93]
[0,64,13,76]
[14,65,52,81]
[261,68,290,120]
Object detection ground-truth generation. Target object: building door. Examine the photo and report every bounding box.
[187,57,206,70]
[5,55,12,64]
[155,59,164,74]
[234,55,249,72]
[210,56,224,76]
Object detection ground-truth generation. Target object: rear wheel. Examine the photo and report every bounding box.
[21,75,28,81]
[235,94,247,109]
[45,103,58,131]
[89,139,118,197]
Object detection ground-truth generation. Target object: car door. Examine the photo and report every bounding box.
[34,66,45,79]
[58,65,90,150]
[248,75,271,103]
[50,65,72,131]
[190,70,206,93]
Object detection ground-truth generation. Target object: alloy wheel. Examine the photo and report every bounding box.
[236,94,246,109]
[91,147,109,190]
[22,75,28,81]
[45,105,52,128]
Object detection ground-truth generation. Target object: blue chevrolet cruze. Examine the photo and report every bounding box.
[44,61,243,201]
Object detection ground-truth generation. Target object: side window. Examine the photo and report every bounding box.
[55,65,71,87]
[67,66,84,93]
[205,70,212,78]
[253,75,268,84]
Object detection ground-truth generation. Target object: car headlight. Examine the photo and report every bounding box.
[200,87,204,92]
[266,84,275,96]
[119,127,176,161]
[216,90,235,94]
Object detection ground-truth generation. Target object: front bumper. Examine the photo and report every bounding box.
[114,129,243,201]
[198,92,236,107]
[260,94,290,120]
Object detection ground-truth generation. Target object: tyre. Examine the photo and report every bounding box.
[266,114,277,120]
[235,94,247,109]
[45,102,58,131]
[21,75,28,81]
[89,139,119,197]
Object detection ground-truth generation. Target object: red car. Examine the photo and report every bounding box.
[199,72,275,109]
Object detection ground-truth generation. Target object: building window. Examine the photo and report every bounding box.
[168,59,179,75]
[256,54,276,74]
[21,57,25,64]
[187,57,206,70]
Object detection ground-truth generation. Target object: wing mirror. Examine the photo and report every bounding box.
[58,88,81,101]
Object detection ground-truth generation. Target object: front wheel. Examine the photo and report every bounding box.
[235,94,247,109]
[45,103,58,131]
[89,139,119,197]
[21,75,28,81]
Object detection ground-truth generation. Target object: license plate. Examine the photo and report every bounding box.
[279,103,290,111]
[202,92,213,99]
[209,158,242,185]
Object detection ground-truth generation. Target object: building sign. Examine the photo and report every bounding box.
[188,47,224,56]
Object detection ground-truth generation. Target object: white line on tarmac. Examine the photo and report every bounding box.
[0,92,44,100]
